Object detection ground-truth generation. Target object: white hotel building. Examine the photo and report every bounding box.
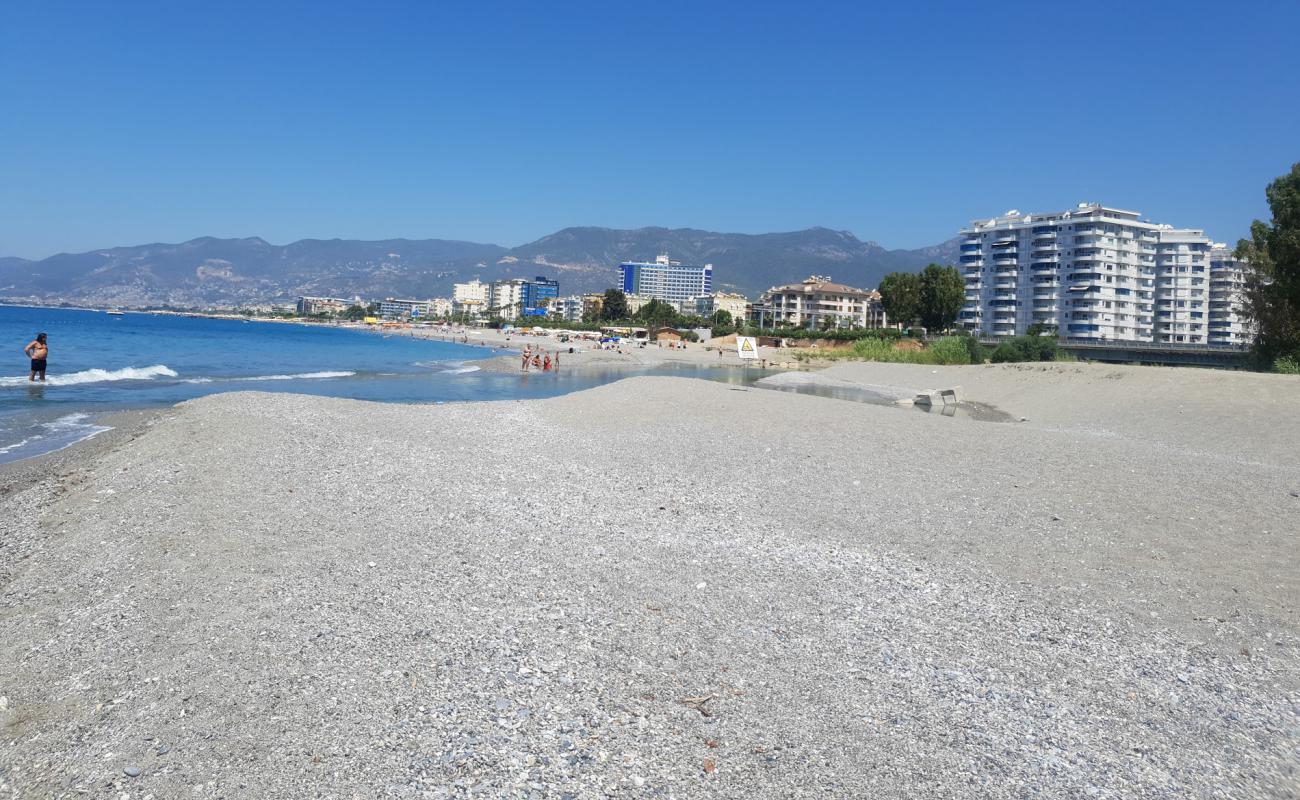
[958,203,1250,345]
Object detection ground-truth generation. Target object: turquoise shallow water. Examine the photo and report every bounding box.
[0,306,750,463]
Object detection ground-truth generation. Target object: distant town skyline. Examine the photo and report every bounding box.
[2,2,1297,260]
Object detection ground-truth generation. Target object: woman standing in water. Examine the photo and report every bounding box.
[23,332,48,382]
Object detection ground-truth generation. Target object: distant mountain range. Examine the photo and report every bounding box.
[0,227,960,309]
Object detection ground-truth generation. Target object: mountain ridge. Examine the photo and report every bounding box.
[0,227,960,308]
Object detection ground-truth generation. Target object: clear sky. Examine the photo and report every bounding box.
[2,0,1297,259]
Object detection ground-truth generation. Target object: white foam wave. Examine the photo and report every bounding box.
[181,370,355,384]
[0,414,112,460]
[0,436,37,455]
[416,360,481,374]
[0,364,177,387]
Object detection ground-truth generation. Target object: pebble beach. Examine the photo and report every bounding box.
[1,362,1297,798]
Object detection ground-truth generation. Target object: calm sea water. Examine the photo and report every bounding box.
[0,306,750,463]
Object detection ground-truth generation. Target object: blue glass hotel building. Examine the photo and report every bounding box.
[619,254,713,304]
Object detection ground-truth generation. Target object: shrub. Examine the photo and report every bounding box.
[990,336,1059,363]
[927,337,973,365]
[1274,355,1300,374]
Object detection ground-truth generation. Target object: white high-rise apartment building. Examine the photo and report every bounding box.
[958,204,1248,344]
[1207,244,1252,345]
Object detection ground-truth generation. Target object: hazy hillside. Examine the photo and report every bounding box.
[503,226,960,296]
[0,228,960,308]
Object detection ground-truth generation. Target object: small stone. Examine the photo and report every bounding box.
[124,765,142,777]
[632,775,646,787]
[696,582,707,589]
[368,561,377,568]
[156,743,170,756]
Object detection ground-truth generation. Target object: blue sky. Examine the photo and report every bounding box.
[2,0,1297,259]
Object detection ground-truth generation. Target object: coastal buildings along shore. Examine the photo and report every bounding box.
[959,204,1252,345]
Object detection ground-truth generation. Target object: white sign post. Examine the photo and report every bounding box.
[736,336,759,360]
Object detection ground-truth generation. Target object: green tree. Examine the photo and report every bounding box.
[878,272,922,329]
[711,309,733,327]
[919,264,965,332]
[340,304,368,321]
[600,289,628,321]
[1237,162,1300,369]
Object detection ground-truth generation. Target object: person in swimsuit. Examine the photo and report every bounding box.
[24,333,48,382]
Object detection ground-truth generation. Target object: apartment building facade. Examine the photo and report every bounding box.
[1207,244,1252,345]
[296,296,355,315]
[489,276,559,317]
[756,276,886,329]
[378,298,437,318]
[958,204,1248,344]
[693,292,750,322]
[619,254,713,304]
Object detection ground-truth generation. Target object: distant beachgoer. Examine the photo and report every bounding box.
[543,354,552,371]
[24,333,48,382]
[521,351,530,371]
[532,354,542,368]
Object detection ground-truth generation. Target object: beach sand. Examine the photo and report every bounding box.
[1,365,1297,798]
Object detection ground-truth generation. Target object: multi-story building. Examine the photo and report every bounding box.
[452,279,489,317]
[619,254,713,304]
[489,276,559,318]
[296,296,355,315]
[755,276,886,329]
[958,203,1248,344]
[548,295,585,322]
[1207,244,1253,345]
[453,279,490,305]
[428,298,453,318]
[379,298,435,318]
[693,292,750,322]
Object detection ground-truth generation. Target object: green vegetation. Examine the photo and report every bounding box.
[918,264,966,332]
[879,264,965,332]
[989,336,1059,363]
[1273,355,1300,374]
[795,332,1062,366]
[1237,162,1300,373]
[600,289,628,321]
[878,272,922,329]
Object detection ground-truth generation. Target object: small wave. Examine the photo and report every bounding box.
[181,370,356,384]
[0,436,38,455]
[0,413,112,460]
[0,364,177,388]
[241,370,356,381]
[416,360,481,374]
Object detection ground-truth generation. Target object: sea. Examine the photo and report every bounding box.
[0,305,750,464]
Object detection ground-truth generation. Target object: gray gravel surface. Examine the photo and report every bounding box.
[1,376,1297,798]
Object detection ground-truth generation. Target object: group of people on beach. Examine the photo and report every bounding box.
[519,344,559,372]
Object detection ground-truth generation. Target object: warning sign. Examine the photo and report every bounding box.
[736,336,759,359]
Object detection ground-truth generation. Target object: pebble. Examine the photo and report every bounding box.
[123,765,142,777]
